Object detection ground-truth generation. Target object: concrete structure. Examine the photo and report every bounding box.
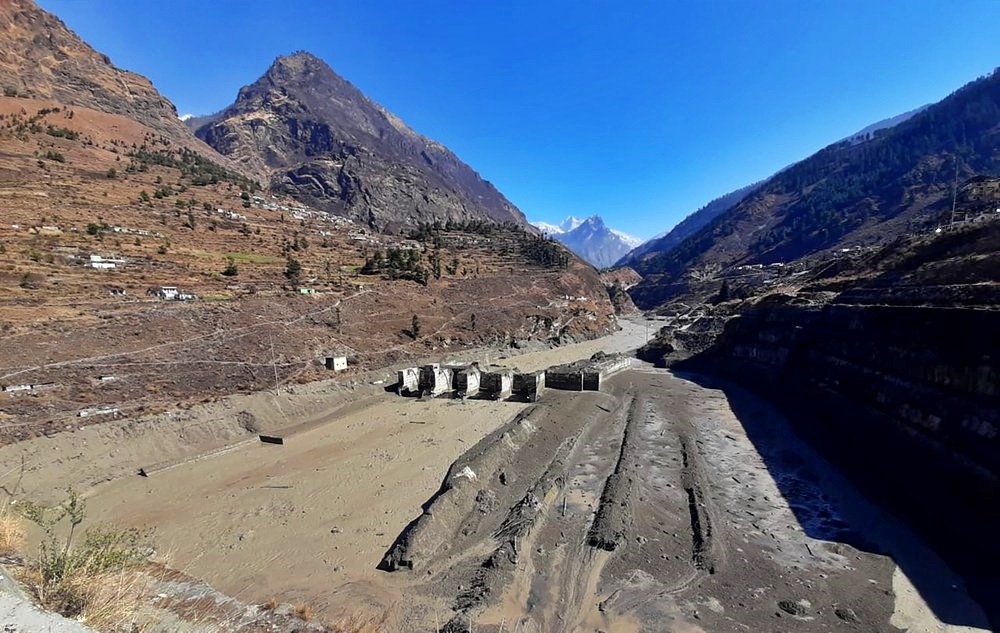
[325,356,348,371]
[481,368,515,399]
[545,369,584,391]
[513,370,546,402]
[151,286,178,300]
[89,254,125,270]
[547,353,630,392]
[419,364,454,397]
[451,364,482,396]
[78,406,119,418]
[582,369,602,391]
[397,367,420,395]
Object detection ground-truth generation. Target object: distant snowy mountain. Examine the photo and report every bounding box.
[533,216,584,236]
[532,215,642,269]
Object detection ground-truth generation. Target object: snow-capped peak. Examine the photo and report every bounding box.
[559,216,584,232]
[532,221,565,235]
[529,214,644,268]
[609,228,643,248]
[532,216,585,235]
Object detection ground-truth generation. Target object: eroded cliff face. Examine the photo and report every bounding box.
[680,296,1000,619]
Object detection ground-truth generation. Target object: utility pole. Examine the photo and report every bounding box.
[950,154,960,226]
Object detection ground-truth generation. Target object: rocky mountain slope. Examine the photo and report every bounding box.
[618,182,760,268]
[621,102,928,276]
[533,215,641,268]
[0,0,202,144]
[0,91,616,442]
[0,5,618,446]
[193,52,526,232]
[628,68,1000,309]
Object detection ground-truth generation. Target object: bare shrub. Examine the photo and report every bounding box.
[16,488,153,626]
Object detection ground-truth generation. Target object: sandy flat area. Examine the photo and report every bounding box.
[0,317,990,632]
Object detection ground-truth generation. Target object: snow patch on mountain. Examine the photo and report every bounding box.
[531,215,641,268]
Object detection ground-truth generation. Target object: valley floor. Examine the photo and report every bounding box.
[0,320,990,632]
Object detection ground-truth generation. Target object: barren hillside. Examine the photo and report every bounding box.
[0,96,616,442]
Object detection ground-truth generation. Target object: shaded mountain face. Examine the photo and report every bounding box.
[194,52,526,232]
[533,215,641,268]
[620,109,926,271]
[618,182,760,268]
[0,0,191,140]
[630,69,1000,309]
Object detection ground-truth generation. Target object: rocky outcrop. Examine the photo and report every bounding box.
[0,0,190,140]
[195,52,527,232]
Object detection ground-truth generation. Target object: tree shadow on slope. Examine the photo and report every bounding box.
[672,368,997,632]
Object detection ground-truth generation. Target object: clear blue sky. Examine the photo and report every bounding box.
[37,0,1000,240]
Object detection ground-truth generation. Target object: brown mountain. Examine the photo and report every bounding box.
[0,0,193,140]
[193,52,527,232]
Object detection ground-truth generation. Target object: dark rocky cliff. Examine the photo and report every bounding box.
[650,219,1000,625]
[678,296,1000,624]
[195,52,527,232]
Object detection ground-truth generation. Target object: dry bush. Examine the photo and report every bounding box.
[17,566,151,633]
[16,488,154,630]
[293,602,314,621]
[261,596,278,611]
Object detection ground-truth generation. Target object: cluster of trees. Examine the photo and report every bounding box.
[408,218,512,242]
[517,233,570,268]
[125,145,258,190]
[360,247,429,285]
[409,219,570,269]
[0,109,80,141]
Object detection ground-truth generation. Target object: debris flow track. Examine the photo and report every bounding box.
[385,366,986,633]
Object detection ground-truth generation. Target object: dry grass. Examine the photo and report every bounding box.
[0,504,24,555]
[293,602,314,621]
[261,596,279,611]
[67,569,150,633]
[15,564,151,632]
[329,609,394,633]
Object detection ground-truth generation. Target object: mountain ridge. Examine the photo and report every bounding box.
[619,102,932,272]
[0,0,196,143]
[194,51,527,232]
[628,69,1000,308]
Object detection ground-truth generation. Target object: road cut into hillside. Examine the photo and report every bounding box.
[0,318,989,632]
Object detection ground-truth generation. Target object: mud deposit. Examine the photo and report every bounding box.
[384,367,991,633]
[2,320,988,633]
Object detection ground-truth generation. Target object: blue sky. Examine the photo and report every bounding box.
[38,0,1000,240]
